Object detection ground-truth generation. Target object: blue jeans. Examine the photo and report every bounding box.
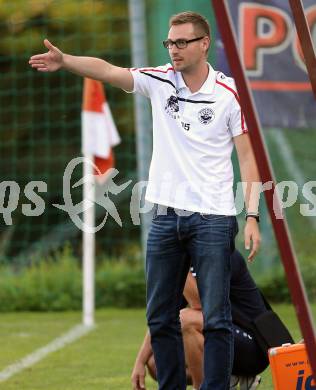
[146,206,238,390]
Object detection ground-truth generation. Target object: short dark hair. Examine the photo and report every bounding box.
[169,11,211,40]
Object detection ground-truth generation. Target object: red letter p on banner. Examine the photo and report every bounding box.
[240,4,292,76]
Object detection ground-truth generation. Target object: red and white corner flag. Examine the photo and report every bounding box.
[81,78,121,326]
[82,78,121,181]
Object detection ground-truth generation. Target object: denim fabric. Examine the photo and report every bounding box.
[146,206,238,390]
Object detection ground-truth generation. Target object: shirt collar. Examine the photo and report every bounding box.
[176,63,216,95]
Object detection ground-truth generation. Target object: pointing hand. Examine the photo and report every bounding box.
[29,39,63,72]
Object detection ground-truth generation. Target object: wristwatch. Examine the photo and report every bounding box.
[245,212,260,223]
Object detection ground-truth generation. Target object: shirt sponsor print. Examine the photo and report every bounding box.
[165,95,180,119]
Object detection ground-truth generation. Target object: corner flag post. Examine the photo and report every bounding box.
[82,155,95,327]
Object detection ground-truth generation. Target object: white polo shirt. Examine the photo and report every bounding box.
[128,63,247,215]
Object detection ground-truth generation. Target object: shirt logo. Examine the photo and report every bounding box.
[165,95,180,119]
[198,107,215,125]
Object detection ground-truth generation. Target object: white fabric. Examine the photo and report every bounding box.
[102,102,121,147]
[129,63,247,215]
[82,102,121,158]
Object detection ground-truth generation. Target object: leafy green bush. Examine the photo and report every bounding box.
[96,244,146,308]
[258,267,291,303]
[0,246,146,312]
[96,261,146,308]
[0,245,314,311]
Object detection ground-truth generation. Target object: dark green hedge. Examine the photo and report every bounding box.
[0,246,314,311]
[257,254,316,303]
[0,246,146,312]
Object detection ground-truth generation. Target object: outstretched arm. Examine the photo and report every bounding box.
[29,39,134,91]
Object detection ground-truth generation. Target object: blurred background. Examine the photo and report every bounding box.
[0,1,315,387]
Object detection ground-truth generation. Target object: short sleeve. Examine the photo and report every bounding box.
[228,96,248,137]
[125,64,174,98]
[127,68,151,98]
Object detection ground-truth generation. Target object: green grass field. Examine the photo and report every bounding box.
[0,304,314,389]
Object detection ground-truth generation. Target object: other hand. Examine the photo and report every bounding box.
[244,218,261,262]
[131,360,146,390]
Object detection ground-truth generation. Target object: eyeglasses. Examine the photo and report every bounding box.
[162,36,205,49]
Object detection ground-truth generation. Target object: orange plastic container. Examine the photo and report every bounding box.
[268,343,315,389]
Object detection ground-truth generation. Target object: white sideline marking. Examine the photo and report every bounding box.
[0,324,95,382]
[272,130,316,229]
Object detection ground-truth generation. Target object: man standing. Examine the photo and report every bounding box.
[131,250,270,390]
[29,11,260,390]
